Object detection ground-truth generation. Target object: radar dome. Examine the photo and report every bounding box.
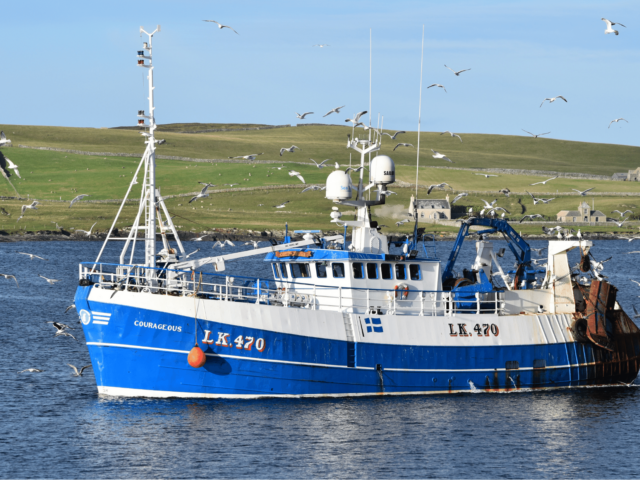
[325,170,352,201]
[370,155,395,185]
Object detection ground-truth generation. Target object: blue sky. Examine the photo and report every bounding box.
[1,1,638,146]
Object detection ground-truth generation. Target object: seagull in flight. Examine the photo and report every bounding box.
[39,274,59,285]
[313,44,330,48]
[530,176,557,186]
[444,65,471,76]
[395,219,410,226]
[440,131,462,142]
[431,149,452,163]
[18,252,47,261]
[69,194,90,208]
[451,193,468,204]
[21,201,40,215]
[427,84,447,93]
[427,183,449,195]
[301,185,325,193]
[4,158,21,178]
[345,166,365,175]
[212,239,235,249]
[1,273,18,286]
[323,105,345,117]
[573,187,595,196]
[296,112,314,119]
[382,131,405,140]
[522,129,550,138]
[228,153,263,160]
[520,214,544,223]
[76,222,98,237]
[0,131,10,146]
[273,201,290,209]
[18,368,43,373]
[345,111,367,125]
[380,190,396,196]
[203,20,239,34]
[310,159,330,168]
[289,171,305,184]
[64,303,76,314]
[540,96,567,107]
[608,218,628,227]
[608,118,628,128]
[475,173,498,178]
[244,240,260,249]
[393,143,414,151]
[193,234,210,242]
[602,18,626,35]
[280,145,301,156]
[612,210,633,218]
[67,364,92,377]
[189,183,215,203]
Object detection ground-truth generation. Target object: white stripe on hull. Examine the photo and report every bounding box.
[97,383,626,399]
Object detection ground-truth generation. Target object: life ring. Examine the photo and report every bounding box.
[394,284,409,299]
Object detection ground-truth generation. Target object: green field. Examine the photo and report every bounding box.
[0,124,639,236]
[2,123,639,174]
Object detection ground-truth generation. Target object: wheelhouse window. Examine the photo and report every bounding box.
[315,262,327,278]
[352,262,364,279]
[290,263,310,278]
[366,263,378,279]
[409,264,421,280]
[272,264,280,279]
[381,263,393,280]
[279,263,288,278]
[332,263,345,278]
[395,264,407,280]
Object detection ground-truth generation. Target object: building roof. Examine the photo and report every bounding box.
[557,210,580,217]
[612,173,628,180]
[557,210,606,218]
[416,199,450,209]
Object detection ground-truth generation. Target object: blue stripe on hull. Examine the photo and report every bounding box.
[87,343,625,397]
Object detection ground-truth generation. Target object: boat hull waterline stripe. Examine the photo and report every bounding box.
[86,341,598,373]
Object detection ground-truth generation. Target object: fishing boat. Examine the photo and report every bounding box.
[75,28,640,398]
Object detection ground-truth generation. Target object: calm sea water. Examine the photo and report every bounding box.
[2,238,640,479]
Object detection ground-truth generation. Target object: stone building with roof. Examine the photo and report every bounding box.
[557,201,606,224]
[612,167,640,181]
[410,194,451,222]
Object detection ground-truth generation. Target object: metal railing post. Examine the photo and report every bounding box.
[225,276,229,301]
[476,292,481,314]
[256,279,260,304]
[420,291,424,316]
[339,286,342,310]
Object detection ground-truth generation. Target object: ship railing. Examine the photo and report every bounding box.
[79,263,506,316]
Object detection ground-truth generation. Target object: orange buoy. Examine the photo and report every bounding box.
[188,344,206,368]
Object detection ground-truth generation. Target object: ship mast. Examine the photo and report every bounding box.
[92,25,186,273]
[138,26,160,268]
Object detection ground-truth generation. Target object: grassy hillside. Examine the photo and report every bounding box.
[1,123,639,175]
[3,147,639,204]
[1,124,638,236]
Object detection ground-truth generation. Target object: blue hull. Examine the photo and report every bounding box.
[75,286,640,398]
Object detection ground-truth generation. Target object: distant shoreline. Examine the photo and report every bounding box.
[0,229,626,243]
